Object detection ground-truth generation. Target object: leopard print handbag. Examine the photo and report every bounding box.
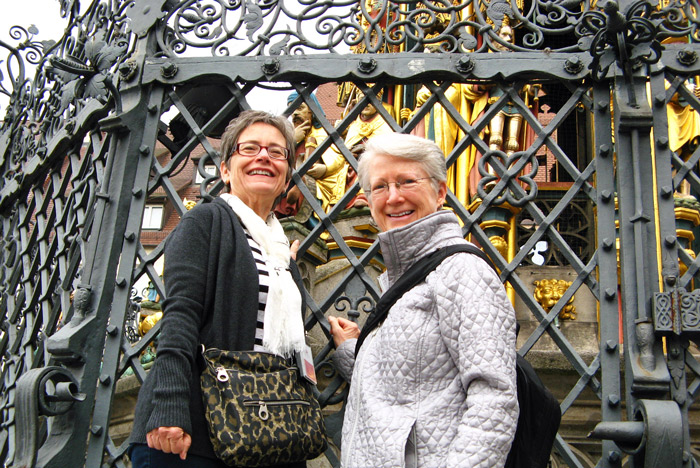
[200,347,327,467]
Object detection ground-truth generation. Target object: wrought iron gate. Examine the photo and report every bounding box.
[2,0,700,467]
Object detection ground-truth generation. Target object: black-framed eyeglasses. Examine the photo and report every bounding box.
[369,177,434,197]
[235,142,289,160]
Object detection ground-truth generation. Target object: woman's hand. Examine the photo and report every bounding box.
[290,239,300,260]
[294,120,311,144]
[307,163,327,179]
[146,426,192,460]
[328,316,360,348]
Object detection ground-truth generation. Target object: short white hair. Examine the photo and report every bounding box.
[358,133,447,198]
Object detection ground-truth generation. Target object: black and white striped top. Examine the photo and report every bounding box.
[245,230,269,352]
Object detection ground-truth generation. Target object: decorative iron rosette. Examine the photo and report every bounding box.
[476,149,539,207]
[576,0,662,80]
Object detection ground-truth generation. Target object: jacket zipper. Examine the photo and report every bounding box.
[345,330,379,464]
[243,399,311,420]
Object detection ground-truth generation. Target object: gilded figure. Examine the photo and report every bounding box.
[533,278,576,322]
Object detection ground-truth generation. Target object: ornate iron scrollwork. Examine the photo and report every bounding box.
[152,0,618,57]
[577,0,662,81]
[126,0,170,37]
[0,1,134,211]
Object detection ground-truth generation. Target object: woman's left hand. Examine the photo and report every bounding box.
[290,239,300,260]
[146,426,191,460]
[328,316,360,347]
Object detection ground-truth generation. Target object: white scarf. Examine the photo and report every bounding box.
[220,194,306,357]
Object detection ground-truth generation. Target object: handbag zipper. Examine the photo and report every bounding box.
[212,364,296,383]
[215,367,229,381]
[243,399,311,420]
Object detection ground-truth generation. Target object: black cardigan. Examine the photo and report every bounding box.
[129,197,307,461]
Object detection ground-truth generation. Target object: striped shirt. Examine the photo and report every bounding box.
[245,230,269,352]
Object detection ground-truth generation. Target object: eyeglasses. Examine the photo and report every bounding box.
[369,177,434,197]
[235,142,289,160]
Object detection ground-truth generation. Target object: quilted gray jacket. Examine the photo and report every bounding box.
[333,210,518,468]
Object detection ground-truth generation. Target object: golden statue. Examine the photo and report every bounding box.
[666,79,700,198]
[139,311,163,336]
[342,94,392,149]
[404,19,541,206]
[276,91,347,215]
[413,80,488,206]
[466,21,542,200]
[183,198,196,210]
[344,143,369,209]
[331,91,392,211]
[533,279,576,322]
[489,235,508,258]
[352,0,400,55]
[485,23,540,156]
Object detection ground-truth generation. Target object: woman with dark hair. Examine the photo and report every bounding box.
[128,110,313,468]
[329,132,519,468]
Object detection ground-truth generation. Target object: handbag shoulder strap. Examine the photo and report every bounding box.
[355,244,495,353]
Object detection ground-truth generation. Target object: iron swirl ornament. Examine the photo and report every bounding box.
[577,0,662,80]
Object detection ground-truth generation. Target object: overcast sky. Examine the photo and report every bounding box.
[0,1,287,114]
[0,1,68,112]
[1,1,65,41]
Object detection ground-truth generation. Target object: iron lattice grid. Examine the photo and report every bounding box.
[1,0,700,467]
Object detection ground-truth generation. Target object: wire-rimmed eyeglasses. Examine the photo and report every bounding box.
[369,177,434,198]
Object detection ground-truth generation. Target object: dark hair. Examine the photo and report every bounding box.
[220,110,296,184]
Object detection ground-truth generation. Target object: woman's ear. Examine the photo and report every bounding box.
[220,159,230,185]
[436,180,447,207]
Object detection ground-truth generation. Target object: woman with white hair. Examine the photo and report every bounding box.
[329,132,518,468]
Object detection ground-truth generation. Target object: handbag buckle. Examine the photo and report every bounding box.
[216,368,229,382]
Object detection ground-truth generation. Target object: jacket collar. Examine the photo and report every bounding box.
[377,210,465,288]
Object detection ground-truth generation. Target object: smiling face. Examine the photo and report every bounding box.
[367,153,446,231]
[220,122,289,217]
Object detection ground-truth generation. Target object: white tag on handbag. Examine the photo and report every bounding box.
[296,345,317,385]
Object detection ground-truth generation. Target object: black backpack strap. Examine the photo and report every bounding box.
[355,243,496,354]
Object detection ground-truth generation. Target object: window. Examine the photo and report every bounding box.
[142,205,164,230]
[195,164,218,184]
